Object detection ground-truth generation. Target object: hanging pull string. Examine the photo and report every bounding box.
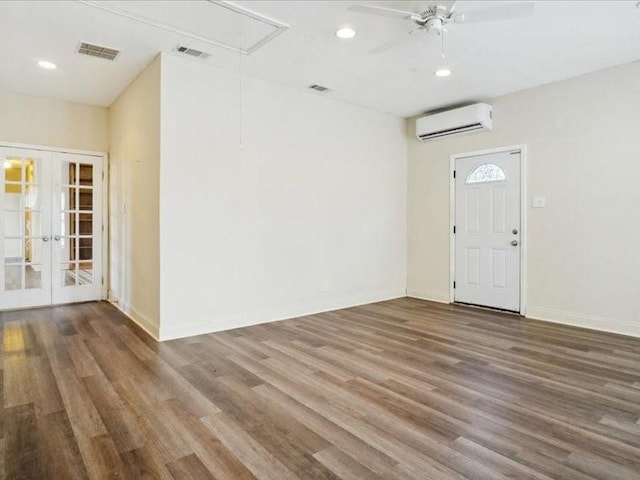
[239,43,244,151]
[441,27,446,58]
[237,21,245,152]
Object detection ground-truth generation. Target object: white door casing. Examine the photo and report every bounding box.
[0,146,103,310]
[454,150,521,312]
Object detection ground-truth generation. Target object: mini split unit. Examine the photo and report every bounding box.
[416,103,493,142]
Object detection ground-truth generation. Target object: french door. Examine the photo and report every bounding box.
[454,150,521,312]
[1,146,103,310]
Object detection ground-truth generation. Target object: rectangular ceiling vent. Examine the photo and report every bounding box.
[309,84,330,93]
[174,45,210,60]
[78,42,120,60]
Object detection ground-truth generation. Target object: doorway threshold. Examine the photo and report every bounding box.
[454,301,521,316]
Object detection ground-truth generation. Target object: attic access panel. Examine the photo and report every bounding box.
[83,1,288,54]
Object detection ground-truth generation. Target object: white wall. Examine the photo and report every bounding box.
[108,56,161,338]
[408,61,640,337]
[0,91,108,151]
[159,53,407,340]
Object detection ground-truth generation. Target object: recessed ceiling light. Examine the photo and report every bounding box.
[336,26,356,39]
[4,160,12,169]
[435,68,452,77]
[37,60,57,70]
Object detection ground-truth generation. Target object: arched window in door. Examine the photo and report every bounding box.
[466,163,506,184]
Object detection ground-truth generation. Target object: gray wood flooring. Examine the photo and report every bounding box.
[2,298,640,479]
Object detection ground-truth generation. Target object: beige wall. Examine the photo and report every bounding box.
[159,53,407,340]
[0,91,108,152]
[108,56,161,338]
[408,61,640,337]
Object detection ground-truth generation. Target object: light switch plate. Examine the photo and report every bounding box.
[532,195,546,208]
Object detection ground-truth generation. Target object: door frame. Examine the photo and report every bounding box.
[449,144,527,315]
[0,140,108,303]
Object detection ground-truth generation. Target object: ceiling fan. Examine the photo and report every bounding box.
[349,1,535,54]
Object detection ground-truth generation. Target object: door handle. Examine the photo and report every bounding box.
[42,236,50,242]
[511,240,518,246]
[53,235,61,241]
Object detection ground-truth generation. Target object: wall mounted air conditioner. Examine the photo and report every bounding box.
[416,103,493,142]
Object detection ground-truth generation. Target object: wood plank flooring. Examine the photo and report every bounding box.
[2,298,640,479]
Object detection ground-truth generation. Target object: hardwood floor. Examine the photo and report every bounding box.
[2,298,640,479]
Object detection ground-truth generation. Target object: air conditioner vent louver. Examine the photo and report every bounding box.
[418,123,485,141]
[309,84,330,92]
[175,45,210,59]
[78,42,120,60]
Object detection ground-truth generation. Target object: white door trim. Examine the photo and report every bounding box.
[0,140,108,302]
[449,144,527,315]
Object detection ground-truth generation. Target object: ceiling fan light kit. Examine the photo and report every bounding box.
[426,17,444,35]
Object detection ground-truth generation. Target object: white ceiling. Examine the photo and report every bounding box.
[1,1,639,117]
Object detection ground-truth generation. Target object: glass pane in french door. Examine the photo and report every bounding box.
[52,153,102,304]
[1,149,52,309]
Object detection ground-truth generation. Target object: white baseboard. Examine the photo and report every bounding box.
[526,306,640,339]
[109,293,639,342]
[110,300,160,341]
[159,288,406,341]
[406,289,450,304]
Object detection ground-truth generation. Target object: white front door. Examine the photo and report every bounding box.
[455,150,521,312]
[0,147,103,310]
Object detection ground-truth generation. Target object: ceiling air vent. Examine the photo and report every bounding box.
[309,84,330,93]
[78,42,120,61]
[174,45,210,59]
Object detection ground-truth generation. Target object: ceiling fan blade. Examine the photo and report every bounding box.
[370,28,420,55]
[348,4,419,20]
[437,1,458,13]
[454,2,534,24]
